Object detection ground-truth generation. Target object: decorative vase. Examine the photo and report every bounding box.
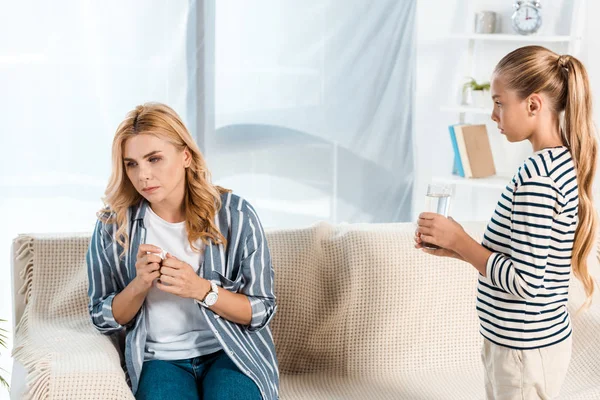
[474,11,497,34]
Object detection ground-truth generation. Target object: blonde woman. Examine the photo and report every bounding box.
[416,46,598,399]
[86,103,278,400]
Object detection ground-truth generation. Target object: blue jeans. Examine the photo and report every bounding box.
[136,350,262,400]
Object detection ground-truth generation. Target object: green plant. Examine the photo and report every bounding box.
[463,77,490,91]
[0,319,8,390]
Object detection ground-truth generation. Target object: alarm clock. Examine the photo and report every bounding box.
[512,1,542,35]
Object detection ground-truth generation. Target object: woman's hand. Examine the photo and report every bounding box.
[156,253,210,300]
[414,230,464,260]
[112,244,162,326]
[157,253,253,325]
[416,213,467,253]
[132,244,163,293]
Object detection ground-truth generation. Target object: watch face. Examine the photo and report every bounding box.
[205,292,218,307]
[512,5,542,35]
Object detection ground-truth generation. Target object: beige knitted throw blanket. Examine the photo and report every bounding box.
[12,233,134,399]
[12,223,600,399]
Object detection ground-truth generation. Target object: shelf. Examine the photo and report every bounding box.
[441,105,492,114]
[432,175,511,190]
[449,33,573,42]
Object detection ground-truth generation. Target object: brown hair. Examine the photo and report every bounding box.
[99,102,229,254]
[494,45,598,309]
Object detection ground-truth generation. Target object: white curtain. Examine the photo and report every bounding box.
[208,0,416,227]
[0,1,200,388]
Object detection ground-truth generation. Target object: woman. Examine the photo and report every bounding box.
[86,103,279,400]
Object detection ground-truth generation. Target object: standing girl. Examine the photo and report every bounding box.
[416,46,597,399]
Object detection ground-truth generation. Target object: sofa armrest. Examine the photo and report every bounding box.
[11,233,133,399]
[13,331,134,399]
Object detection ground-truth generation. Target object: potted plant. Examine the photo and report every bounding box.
[0,319,8,391]
[462,77,491,108]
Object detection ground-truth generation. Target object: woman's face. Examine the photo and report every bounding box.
[123,133,191,206]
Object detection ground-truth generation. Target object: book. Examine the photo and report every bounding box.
[457,124,496,178]
[453,124,473,178]
[448,125,464,177]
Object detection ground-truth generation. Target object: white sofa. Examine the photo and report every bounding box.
[10,222,600,399]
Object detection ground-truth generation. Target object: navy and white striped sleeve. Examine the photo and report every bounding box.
[485,175,562,300]
[240,202,277,332]
[86,219,125,334]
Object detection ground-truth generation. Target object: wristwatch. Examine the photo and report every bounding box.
[196,281,219,308]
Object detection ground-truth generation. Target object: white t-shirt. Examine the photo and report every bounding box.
[143,206,221,361]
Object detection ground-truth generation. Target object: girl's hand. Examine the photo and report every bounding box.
[156,253,211,300]
[415,230,464,260]
[416,213,467,253]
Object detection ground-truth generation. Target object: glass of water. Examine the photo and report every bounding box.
[422,183,453,249]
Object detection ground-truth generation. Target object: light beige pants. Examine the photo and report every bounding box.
[481,336,572,400]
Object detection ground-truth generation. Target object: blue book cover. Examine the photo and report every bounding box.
[448,124,465,177]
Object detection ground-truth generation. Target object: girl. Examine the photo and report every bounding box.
[416,46,597,399]
[86,103,279,400]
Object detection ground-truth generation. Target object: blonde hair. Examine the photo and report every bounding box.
[495,45,598,310]
[99,102,229,254]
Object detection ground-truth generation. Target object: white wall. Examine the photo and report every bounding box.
[414,0,599,222]
[580,1,600,127]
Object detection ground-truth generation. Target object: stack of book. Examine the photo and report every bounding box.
[448,124,496,178]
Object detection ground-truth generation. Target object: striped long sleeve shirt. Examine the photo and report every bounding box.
[86,192,279,399]
[478,146,578,350]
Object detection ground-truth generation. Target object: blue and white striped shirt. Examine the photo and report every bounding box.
[478,146,578,350]
[86,192,280,399]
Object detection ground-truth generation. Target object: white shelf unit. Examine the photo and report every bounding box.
[440,105,491,115]
[449,33,572,42]
[432,175,510,190]
[434,0,586,192]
